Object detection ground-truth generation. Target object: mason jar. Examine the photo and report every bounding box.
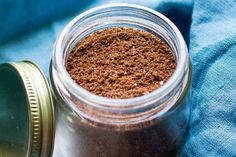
[50,4,191,157]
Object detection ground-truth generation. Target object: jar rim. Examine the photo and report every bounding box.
[52,3,189,111]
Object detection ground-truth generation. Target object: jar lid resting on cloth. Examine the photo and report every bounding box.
[0,61,54,157]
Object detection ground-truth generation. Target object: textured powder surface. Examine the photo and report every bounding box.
[66,27,176,98]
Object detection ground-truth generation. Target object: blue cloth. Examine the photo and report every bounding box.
[0,0,236,156]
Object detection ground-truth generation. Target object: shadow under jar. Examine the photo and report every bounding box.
[50,4,191,157]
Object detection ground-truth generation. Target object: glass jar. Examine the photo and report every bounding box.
[50,4,191,157]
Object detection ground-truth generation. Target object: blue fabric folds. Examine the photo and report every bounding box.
[0,0,236,156]
[0,0,91,43]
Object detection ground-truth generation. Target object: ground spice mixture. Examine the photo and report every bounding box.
[66,27,176,98]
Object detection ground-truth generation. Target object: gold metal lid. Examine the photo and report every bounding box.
[0,61,54,157]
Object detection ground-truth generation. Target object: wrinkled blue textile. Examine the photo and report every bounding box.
[0,0,236,156]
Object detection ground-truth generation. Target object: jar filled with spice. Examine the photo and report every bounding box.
[50,4,191,157]
[0,4,191,157]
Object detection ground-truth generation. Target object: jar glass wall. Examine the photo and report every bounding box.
[50,4,191,157]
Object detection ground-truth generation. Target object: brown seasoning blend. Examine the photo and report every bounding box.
[66,27,176,98]
[61,27,184,157]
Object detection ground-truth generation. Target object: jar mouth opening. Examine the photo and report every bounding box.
[52,4,189,110]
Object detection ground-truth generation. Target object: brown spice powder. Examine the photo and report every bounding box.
[66,27,176,98]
